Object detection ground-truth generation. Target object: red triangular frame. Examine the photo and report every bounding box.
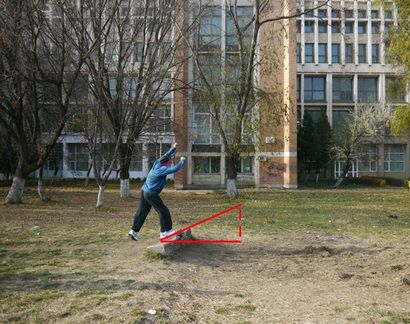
[160,203,242,244]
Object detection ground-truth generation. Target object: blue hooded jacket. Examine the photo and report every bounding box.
[142,147,185,194]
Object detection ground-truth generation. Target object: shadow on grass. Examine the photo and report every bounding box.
[167,239,388,267]
[0,270,233,295]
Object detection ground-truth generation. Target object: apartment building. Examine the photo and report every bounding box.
[296,0,410,179]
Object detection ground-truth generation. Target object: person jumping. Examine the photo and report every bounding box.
[128,142,186,241]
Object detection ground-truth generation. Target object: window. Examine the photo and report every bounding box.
[297,21,301,33]
[44,144,63,173]
[332,109,352,130]
[358,77,378,102]
[332,44,340,63]
[148,106,172,133]
[371,23,380,34]
[357,10,367,19]
[372,44,379,63]
[386,77,407,103]
[358,22,367,34]
[297,75,301,102]
[193,104,220,144]
[331,22,341,33]
[135,42,144,62]
[333,77,353,102]
[296,43,301,63]
[345,21,353,33]
[129,144,143,172]
[331,10,340,19]
[358,44,367,63]
[384,22,392,34]
[233,157,253,173]
[318,21,327,33]
[358,145,378,172]
[345,44,354,63]
[305,21,314,33]
[318,9,327,18]
[194,157,221,174]
[304,109,322,122]
[304,76,326,102]
[384,145,405,172]
[318,43,327,63]
[226,7,253,47]
[345,10,354,18]
[199,7,221,46]
[371,10,379,19]
[384,10,393,19]
[305,43,314,63]
[68,143,89,171]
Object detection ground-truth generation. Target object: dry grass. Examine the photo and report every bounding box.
[1,184,410,323]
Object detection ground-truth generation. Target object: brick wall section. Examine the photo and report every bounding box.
[258,0,298,188]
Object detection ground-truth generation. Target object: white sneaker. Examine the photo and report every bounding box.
[160,229,176,239]
[128,229,139,241]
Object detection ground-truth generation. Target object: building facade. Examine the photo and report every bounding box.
[35,0,409,185]
[297,0,410,180]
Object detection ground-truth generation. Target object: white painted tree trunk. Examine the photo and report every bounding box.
[96,185,105,208]
[120,179,130,198]
[37,179,46,201]
[227,179,239,197]
[5,176,26,204]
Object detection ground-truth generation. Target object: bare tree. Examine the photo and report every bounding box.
[65,0,190,199]
[0,0,84,203]
[186,0,330,197]
[331,103,392,188]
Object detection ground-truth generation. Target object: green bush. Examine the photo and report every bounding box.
[345,176,386,187]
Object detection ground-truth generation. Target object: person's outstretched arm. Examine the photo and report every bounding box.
[159,157,186,176]
[159,142,177,161]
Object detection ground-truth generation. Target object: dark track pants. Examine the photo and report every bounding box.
[132,190,172,233]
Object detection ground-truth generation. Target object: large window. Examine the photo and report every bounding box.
[358,145,378,172]
[304,76,326,102]
[386,77,407,103]
[68,143,89,171]
[199,7,221,47]
[318,21,327,33]
[305,43,314,63]
[384,144,406,172]
[358,22,367,34]
[147,106,172,133]
[332,44,340,63]
[372,44,379,64]
[358,44,367,63]
[194,157,221,174]
[332,108,352,131]
[129,144,143,172]
[193,104,220,144]
[226,7,253,47]
[305,21,314,33]
[333,77,353,102]
[345,22,354,34]
[318,44,327,63]
[358,77,378,102]
[345,44,354,63]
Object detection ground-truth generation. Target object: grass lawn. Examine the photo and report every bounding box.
[1,183,410,323]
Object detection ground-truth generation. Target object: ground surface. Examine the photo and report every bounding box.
[1,184,410,323]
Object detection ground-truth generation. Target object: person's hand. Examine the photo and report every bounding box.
[181,156,186,161]
[173,142,177,148]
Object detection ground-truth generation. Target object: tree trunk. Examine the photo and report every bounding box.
[37,166,46,201]
[333,160,351,188]
[85,163,92,187]
[120,179,130,198]
[315,173,320,183]
[5,176,26,204]
[96,185,105,208]
[119,144,132,198]
[226,156,239,197]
